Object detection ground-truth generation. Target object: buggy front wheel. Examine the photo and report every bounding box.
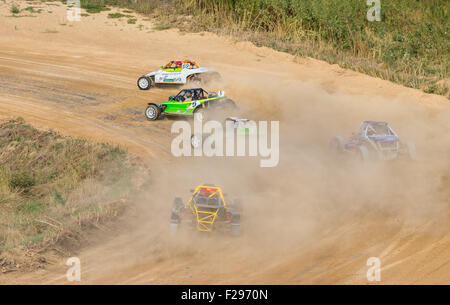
[138,76,153,90]
[145,105,160,121]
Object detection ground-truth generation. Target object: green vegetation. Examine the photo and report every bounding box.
[78,0,449,98]
[10,3,20,14]
[80,1,111,14]
[24,6,42,13]
[0,119,135,261]
[108,12,126,18]
[79,0,166,15]
[152,22,171,31]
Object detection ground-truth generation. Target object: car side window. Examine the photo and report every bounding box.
[184,91,193,102]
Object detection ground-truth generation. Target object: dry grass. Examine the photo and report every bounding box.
[0,118,137,271]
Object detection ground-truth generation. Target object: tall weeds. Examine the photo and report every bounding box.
[0,119,135,256]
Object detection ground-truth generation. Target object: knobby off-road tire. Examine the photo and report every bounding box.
[137,76,153,90]
[230,213,241,237]
[230,198,242,237]
[189,76,202,86]
[193,107,207,123]
[170,197,183,234]
[145,105,160,121]
[191,134,202,149]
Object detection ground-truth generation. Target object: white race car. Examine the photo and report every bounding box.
[137,59,221,90]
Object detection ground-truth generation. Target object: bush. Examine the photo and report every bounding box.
[10,3,20,14]
[0,119,135,256]
[9,173,36,193]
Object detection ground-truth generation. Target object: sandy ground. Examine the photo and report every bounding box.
[0,1,449,284]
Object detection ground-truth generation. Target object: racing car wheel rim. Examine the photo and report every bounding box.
[146,107,156,119]
[139,77,149,89]
[191,135,201,148]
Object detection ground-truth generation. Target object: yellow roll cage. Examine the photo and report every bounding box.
[186,185,227,232]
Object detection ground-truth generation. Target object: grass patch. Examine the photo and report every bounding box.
[0,119,137,267]
[80,1,111,14]
[24,6,42,13]
[10,3,20,14]
[107,12,125,18]
[152,22,171,31]
[7,14,37,18]
[127,18,136,24]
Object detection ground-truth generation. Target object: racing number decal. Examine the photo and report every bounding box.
[189,100,200,109]
[184,100,200,113]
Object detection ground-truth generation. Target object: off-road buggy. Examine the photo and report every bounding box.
[170,185,242,236]
[330,121,416,161]
[137,59,221,90]
[145,88,236,121]
[190,117,256,148]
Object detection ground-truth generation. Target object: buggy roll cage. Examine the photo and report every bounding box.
[187,185,227,232]
[163,60,200,70]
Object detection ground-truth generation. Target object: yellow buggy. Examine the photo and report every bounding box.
[170,185,242,236]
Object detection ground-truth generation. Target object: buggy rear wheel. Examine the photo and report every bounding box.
[190,76,202,86]
[230,213,240,237]
[219,99,238,111]
[170,197,183,234]
[193,107,207,123]
[191,134,202,149]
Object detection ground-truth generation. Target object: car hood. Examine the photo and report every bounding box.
[145,69,163,77]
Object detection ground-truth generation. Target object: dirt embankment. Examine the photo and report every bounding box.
[0,1,448,284]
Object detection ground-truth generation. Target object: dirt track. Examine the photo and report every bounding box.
[0,2,449,284]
